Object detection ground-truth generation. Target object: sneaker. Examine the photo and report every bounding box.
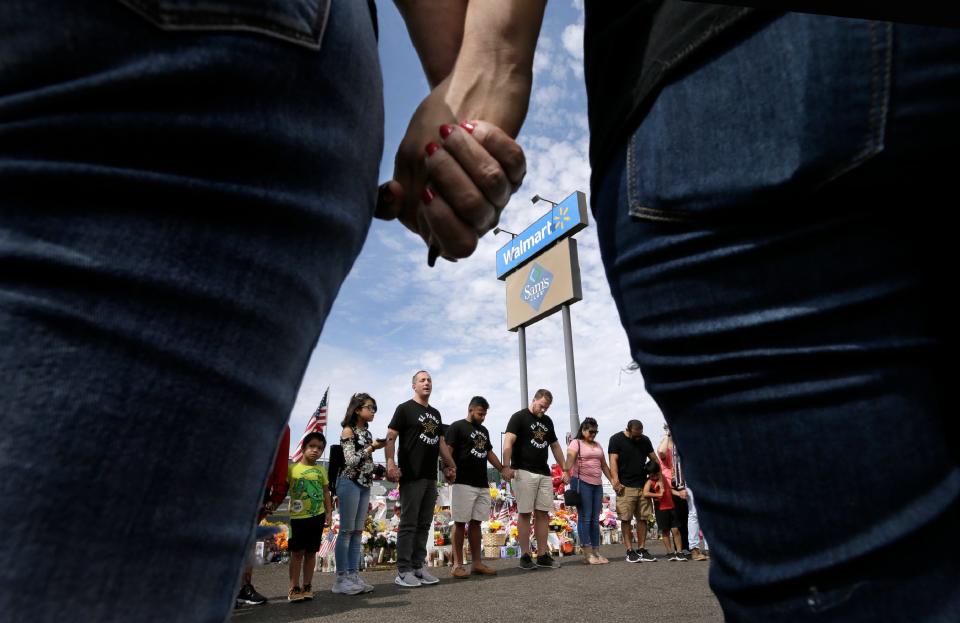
[288,586,305,602]
[300,584,313,600]
[638,549,657,562]
[691,547,708,561]
[518,553,537,570]
[676,551,689,561]
[394,571,422,588]
[625,549,641,563]
[414,568,439,585]
[535,553,561,569]
[331,575,363,595]
[236,583,268,606]
[350,573,375,593]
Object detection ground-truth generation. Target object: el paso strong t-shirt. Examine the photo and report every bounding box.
[445,419,493,488]
[389,399,443,482]
[506,408,557,476]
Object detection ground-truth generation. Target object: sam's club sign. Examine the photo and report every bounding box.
[496,191,588,280]
[522,263,553,311]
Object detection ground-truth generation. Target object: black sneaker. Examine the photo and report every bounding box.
[638,549,657,562]
[676,551,689,561]
[535,553,561,569]
[236,583,268,606]
[625,549,641,563]
[519,553,537,570]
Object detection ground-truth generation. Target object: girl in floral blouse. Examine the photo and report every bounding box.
[332,393,385,595]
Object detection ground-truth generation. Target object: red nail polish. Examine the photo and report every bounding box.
[425,142,441,157]
[459,121,476,134]
[439,124,455,139]
[422,187,435,204]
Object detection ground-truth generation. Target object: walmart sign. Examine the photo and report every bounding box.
[496,191,588,280]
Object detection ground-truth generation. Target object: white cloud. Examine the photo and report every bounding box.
[562,24,584,61]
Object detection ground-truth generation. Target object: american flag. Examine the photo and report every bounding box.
[318,528,337,558]
[290,387,329,463]
[497,501,511,522]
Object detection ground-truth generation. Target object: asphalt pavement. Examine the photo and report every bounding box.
[231,542,723,623]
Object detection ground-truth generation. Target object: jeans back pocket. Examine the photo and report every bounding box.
[627,13,891,223]
[118,0,330,49]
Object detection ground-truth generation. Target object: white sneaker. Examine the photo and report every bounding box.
[394,571,422,587]
[331,575,363,595]
[414,568,439,585]
[350,573,375,593]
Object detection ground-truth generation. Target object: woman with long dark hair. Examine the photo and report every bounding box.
[331,393,385,595]
[563,417,615,564]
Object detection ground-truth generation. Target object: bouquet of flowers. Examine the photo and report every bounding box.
[549,517,567,532]
[487,519,504,533]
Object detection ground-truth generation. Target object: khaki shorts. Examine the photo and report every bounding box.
[451,484,492,523]
[616,486,653,522]
[513,469,554,514]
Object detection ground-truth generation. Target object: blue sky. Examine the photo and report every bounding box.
[289,0,667,453]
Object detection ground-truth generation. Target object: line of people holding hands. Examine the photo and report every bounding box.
[282,369,706,602]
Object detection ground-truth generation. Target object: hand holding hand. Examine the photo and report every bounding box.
[443,465,457,483]
[387,465,402,482]
[377,83,526,264]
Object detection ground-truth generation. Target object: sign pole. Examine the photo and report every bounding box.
[562,304,580,433]
[518,326,529,409]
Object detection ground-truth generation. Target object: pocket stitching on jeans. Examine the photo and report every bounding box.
[118,0,329,50]
[815,21,892,189]
[627,132,698,223]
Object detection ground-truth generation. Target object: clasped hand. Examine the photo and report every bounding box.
[376,79,526,264]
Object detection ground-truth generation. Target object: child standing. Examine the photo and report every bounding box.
[643,462,687,561]
[286,432,332,601]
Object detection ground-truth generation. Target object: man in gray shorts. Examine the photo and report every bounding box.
[502,389,567,570]
[444,396,514,578]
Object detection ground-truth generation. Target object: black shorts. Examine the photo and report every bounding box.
[655,507,678,532]
[288,513,326,553]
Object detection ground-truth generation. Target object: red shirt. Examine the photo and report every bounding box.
[258,426,290,521]
[650,476,674,511]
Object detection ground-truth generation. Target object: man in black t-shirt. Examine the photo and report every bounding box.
[444,396,513,579]
[385,370,457,587]
[608,420,659,563]
[502,388,567,570]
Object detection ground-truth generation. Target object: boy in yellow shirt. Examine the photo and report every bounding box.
[286,432,331,602]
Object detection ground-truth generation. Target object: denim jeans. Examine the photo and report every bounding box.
[595,13,958,622]
[571,477,602,548]
[0,1,382,621]
[687,488,708,551]
[334,476,371,576]
[396,478,437,573]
